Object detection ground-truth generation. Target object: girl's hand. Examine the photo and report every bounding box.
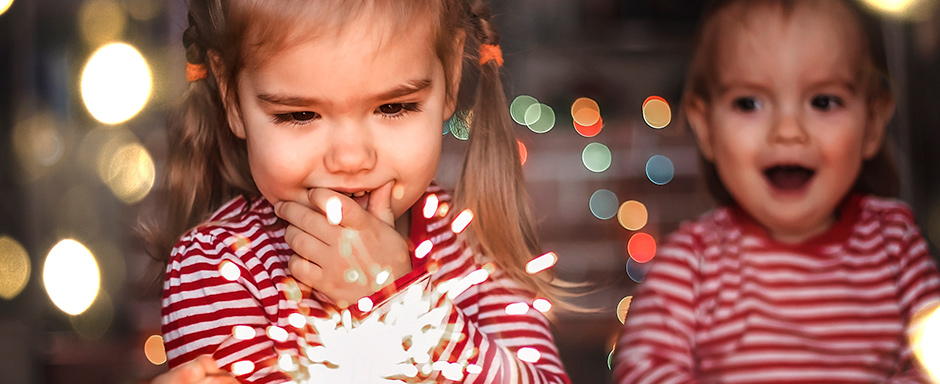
[151,355,238,384]
[276,181,412,307]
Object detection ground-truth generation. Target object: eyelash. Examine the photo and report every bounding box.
[270,103,422,126]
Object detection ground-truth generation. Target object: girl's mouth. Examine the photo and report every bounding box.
[346,190,370,210]
[763,165,815,191]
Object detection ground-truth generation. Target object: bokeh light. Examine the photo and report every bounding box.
[0,236,30,300]
[532,298,552,313]
[617,296,632,324]
[505,302,529,315]
[525,252,558,274]
[97,141,155,204]
[0,0,12,16]
[912,303,940,382]
[626,258,649,283]
[451,209,473,234]
[861,0,917,13]
[232,325,255,340]
[357,297,374,313]
[571,97,600,126]
[642,96,671,129]
[266,325,289,342]
[628,233,656,263]
[518,140,528,165]
[415,240,433,259]
[447,110,471,140]
[423,194,439,219]
[517,347,541,363]
[525,103,556,133]
[79,0,126,45]
[645,155,675,185]
[617,200,648,231]
[582,142,612,173]
[81,42,152,124]
[574,117,603,138]
[43,239,100,315]
[232,360,255,376]
[70,291,114,339]
[12,112,64,180]
[144,335,167,365]
[510,95,538,125]
[124,0,162,20]
[589,189,619,220]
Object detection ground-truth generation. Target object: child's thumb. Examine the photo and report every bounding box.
[368,180,396,227]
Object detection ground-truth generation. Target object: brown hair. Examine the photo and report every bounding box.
[143,0,565,303]
[683,0,900,206]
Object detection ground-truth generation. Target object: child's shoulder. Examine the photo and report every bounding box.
[857,194,916,221]
[170,195,283,263]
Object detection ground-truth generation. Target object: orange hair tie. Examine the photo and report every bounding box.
[186,62,208,82]
[479,44,504,67]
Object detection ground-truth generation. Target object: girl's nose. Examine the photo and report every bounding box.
[324,123,376,174]
[769,109,809,145]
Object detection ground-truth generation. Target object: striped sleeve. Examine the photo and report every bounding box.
[883,204,940,383]
[161,228,291,384]
[613,223,703,384]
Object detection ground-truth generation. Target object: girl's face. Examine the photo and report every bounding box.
[688,2,889,243]
[226,13,458,221]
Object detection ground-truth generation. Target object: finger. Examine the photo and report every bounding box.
[367,180,396,227]
[308,188,360,226]
[193,354,223,373]
[284,224,332,255]
[288,253,325,289]
[277,201,340,245]
[152,355,217,384]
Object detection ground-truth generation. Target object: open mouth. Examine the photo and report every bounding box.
[763,165,815,191]
[344,190,371,210]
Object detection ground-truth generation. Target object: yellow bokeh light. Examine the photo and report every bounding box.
[97,142,155,204]
[617,200,649,231]
[43,239,100,315]
[78,0,126,45]
[144,335,167,365]
[70,291,113,339]
[12,112,64,181]
[617,296,633,324]
[912,303,940,381]
[642,96,672,129]
[571,97,601,126]
[862,0,917,12]
[81,43,152,124]
[0,0,13,16]
[0,236,30,300]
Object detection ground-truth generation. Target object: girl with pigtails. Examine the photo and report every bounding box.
[146,0,571,383]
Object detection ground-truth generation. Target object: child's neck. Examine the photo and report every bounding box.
[394,210,411,240]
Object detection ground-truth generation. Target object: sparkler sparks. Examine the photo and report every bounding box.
[525,252,558,274]
[326,197,343,225]
[219,260,241,281]
[415,240,433,259]
[451,209,473,234]
[423,194,439,219]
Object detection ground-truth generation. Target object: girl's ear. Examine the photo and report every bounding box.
[686,97,715,161]
[862,94,894,159]
[208,51,247,139]
[443,31,466,120]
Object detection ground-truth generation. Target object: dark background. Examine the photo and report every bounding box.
[1,0,938,383]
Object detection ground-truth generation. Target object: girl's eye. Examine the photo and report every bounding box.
[272,111,319,125]
[732,97,761,112]
[810,95,843,111]
[377,103,420,118]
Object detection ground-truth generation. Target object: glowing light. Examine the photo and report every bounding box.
[0,0,12,16]
[70,291,113,339]
[617,296,633,324]
[913,304,940,381]
[357,297,374,313]
[582,142,612,173]
[124,0,162,20]
[442,363,464,380]
[642,96,671,129]
[43,239,100,315]
[219,260,240,281]
[344,269,360,283]
[525,103,556,133]
[98,141,155,204]
[574,116,603,138]
[861,0,918,13]
[12,112,64,180]
[466,364,483,374]
[590,189,619,220]
[438,203,450,217]
[645,155,675,185]
[278,354,297,372]
[415,240,433,259]
[288,313,306,328]
[571,97,601,126]
[451,209,473,234]
[231,360,255,376]
[423,194,439,219]
[608,348,616,370]
[447,109,472,140]
[518,140,528,165]
[617,200,648,231]
[628,233,656,263]
[510,95,539,125]
[525,252,558,274]
[505,302,530,315]
[375,269,391,285]
[392,184,405,200]
[326,197,343,225]
[232,325,256,340]
[266,325,289,342]
[79,0,126,45]
[144,335,167,365]
[81,43,152,124]
[517,347,541,363]
[0,236,30,300]
[626,258,649,283]
[533,298,552,313]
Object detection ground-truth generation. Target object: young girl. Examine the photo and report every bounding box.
[614,0,940,383]
[149,0,569,382]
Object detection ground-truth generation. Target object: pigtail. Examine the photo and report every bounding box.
[141,5,255,265]
[456,1,569,306]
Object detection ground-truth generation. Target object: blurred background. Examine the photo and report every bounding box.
[1,0,939,383]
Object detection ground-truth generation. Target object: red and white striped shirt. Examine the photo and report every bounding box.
[162,185,569,383]
[615,195,940,384]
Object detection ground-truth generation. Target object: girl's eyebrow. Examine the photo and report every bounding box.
[256,78,433,107]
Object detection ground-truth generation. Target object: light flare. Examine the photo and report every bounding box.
[517,347,541,363]
[326,197,343,225]
[533,299,552,313]
[525,252,558,274]
[415,240,433,259]
[505,302,530,315]
[423,194,439,219]
[451,209,473,234]
[219,260,241,281]
[231,360,255,376]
